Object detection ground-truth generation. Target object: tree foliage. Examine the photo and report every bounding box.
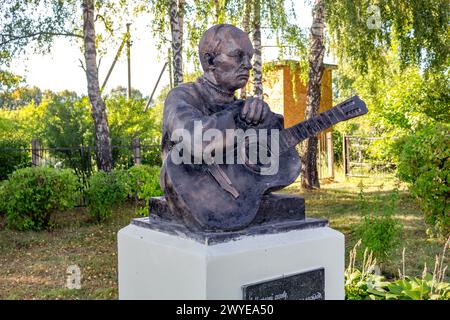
[325,0,449,72]
[331,31,448,236]
[1,84,43,110]
[140,0,307,72]
[397,123,449,237]
[42,91,94,148]
[0,86,163,180]
[0,0,81,60]
[333,50,449,161]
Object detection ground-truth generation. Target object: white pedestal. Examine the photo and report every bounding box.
[118,222,345,300]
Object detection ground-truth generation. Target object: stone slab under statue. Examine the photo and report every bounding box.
[117,23,367,300]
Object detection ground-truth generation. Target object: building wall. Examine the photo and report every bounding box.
[263,62,336,178]
[263,63,334,131]
[261,68,284,116]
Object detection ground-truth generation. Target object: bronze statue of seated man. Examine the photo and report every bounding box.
[159,24,291,231]
[157,24,367,232]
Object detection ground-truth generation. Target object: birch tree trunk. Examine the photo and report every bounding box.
[240,0,252,99]
[301,0,325,189]
[82,0,113,172]
[252,0,263,98]
[213,0,225,23]
[168,0,184,87]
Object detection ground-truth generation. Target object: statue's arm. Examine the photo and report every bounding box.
[164,88,237,162]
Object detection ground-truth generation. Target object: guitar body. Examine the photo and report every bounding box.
[165,111,301,231]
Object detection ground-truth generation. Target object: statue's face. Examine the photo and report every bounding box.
[208,33,254,92]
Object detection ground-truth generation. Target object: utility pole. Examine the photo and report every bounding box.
[168,48,173,89]
[101,35,127,92]
[145,62,168,111]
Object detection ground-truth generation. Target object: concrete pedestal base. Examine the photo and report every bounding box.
[118,219,344,300]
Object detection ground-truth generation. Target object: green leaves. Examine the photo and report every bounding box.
[397,123,450,237]
[0,0,81,60]
[86,170,130,221]
[1,167,79,230]
[345,269,389,300]
[86,165,162,220]
[325,0,449,73]
[42,93,94,149]
[345,244,450,300]
[106,90,163,168]
[127,165,163,216]
[373,275,450,300]
[356,184,403,262]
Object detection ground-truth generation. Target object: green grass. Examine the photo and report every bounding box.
[284,172,448,279]
[0,173,447,299]
[0,204,135,299]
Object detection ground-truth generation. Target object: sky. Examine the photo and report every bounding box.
[9,1,321,98]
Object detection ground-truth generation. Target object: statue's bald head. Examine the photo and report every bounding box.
[199,24,253,72]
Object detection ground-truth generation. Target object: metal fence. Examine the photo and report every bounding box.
[0,139,162,205]
[343,135,395,178]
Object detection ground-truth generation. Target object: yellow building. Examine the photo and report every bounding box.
[262,60,338,178]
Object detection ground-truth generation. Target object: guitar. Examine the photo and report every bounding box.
[164,96,368,231]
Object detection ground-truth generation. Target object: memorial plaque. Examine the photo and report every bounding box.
[243,268,325,300]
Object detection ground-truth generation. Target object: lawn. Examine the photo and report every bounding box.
[0,173,447,299]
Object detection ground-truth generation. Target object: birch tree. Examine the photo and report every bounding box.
[252,0,263,98]
[145,0,306,89]
[239,0,252,99]
[82,0,113,171]
[300,0,325,189]
[0,0,124,171]
[168,0,185,87]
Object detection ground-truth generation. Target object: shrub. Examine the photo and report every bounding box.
[1,167,79,230]
[356,183,402,263]
[369,274,450,300]
[0,180,6,215]
[0,138,31,181]
[397,123,449,237]
[345,240,450,300]
[345,240,388,300]
[127,165,163,216]
[86,170,129,221]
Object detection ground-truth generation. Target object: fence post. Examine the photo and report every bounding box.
[343,135,350,177]
[132,138,141,165]
[87,146,92,177]
[326,132,334,179]
[317,137,322,179]
[31,139,41,167]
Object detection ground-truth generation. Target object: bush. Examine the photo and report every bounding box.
[345,240,450,300]
[128,165,162,199]
[127,165,163,216]
[397,123,449,237]
[356,183,402,263]
[345,241,388,300]
[0,180,6,215]
[1,167,79,230]
[0,139,31,181]
[86,170,129,221]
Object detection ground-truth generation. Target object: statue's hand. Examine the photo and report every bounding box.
[240,97,270,125]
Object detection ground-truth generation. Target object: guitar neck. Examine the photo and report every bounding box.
[279,96,366,153]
